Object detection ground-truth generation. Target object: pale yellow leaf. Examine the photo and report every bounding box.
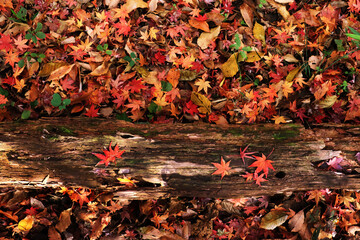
[260,210,288,230]
[318,95,337,108]
[197,26,221,49]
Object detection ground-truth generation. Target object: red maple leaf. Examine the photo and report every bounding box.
[0,34,13,51]
[249,154,275,177]
[70,188,91,208]
[114,19,131,36]
[212,156,231,179]
[93,142,125,167]
[125,79,146,93]
[84,105,99,117]
[239,145,256,164]
[184,100,199,116]
[253,172,268,186]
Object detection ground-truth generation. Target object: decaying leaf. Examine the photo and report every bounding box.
[55,208,72,233]
[220,53,238,78]
[197,26,221,49]
[253,22,266,46]
[260,210,288,230]
[191,91,211,114]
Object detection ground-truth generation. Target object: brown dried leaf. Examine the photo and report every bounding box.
[39,62,69,77]
[48,226,61,240]
[240,3,254,29]
[55,209,71,233]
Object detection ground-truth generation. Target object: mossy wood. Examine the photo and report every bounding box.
[0,118,359,200]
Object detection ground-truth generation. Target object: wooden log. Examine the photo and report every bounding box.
[0,117,359,200]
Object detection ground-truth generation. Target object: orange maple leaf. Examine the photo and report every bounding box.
[272,115,286,124]
[212,156,231,179]
[4,50,20,69]
[249,154,275,177]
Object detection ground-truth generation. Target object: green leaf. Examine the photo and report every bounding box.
[18,59,25,68]
[0,86,9,97]
[346,33,360,41]
[59,105,65,110]
[105,50,112,55]
[348,27,360,35]
[30,100,38,108]
[97,45,103,51]
[51,93,62,107]
[124,56,132,62]
[35,23,43,32]
[242,46,252,52]
[63,99,71,106]
[240,51,247,59]
[129,61,135,67]
[25,33,32,40]
[161,81,172,92]
[38,53,46,59]
[116,113,132,122]
[103,44,108,49]
[36,32,46,39]
[30,53,37,57]
[21,110,31,120]
[148,101,161,113]
[32,35,37,43]
[230,33,241,50]
[130,52,137,58]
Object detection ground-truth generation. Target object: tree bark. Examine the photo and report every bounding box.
[0,117,359,200]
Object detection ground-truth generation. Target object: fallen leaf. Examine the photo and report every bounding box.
[253,22,266,46]
[220,53,239,77]
[197,26,221,49]
[260,210,288,230]
[55,209,72,233]
[191,91,211,114]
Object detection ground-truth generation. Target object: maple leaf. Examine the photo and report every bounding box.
[13,35,30,52]
[281,81,294,99]
[84,105,99,117]
[93,142,125,167]
[307,190,325,205]
[4,50,20,69]
[249,154,275,177]
[195,78,211,94]
[0,34,13,51]
[253,172,267,186]
[212,156,231,179]
[114,19,131,36]
[242,171,253,182]
[239,145,256,164]
[117,176,138,187]
[184,100,199,116]
[272,115,286,124]
[0,95,8,105]
[71,188,91,208]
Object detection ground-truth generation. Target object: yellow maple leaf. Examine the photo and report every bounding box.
[149,27,159,40]
[195,78,211,94]
[281,81,294,99]
[272,115,286,124]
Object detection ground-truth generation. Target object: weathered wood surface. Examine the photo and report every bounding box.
[0,117,359,200]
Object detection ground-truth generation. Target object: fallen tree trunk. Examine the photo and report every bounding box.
[0,117,359,200]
